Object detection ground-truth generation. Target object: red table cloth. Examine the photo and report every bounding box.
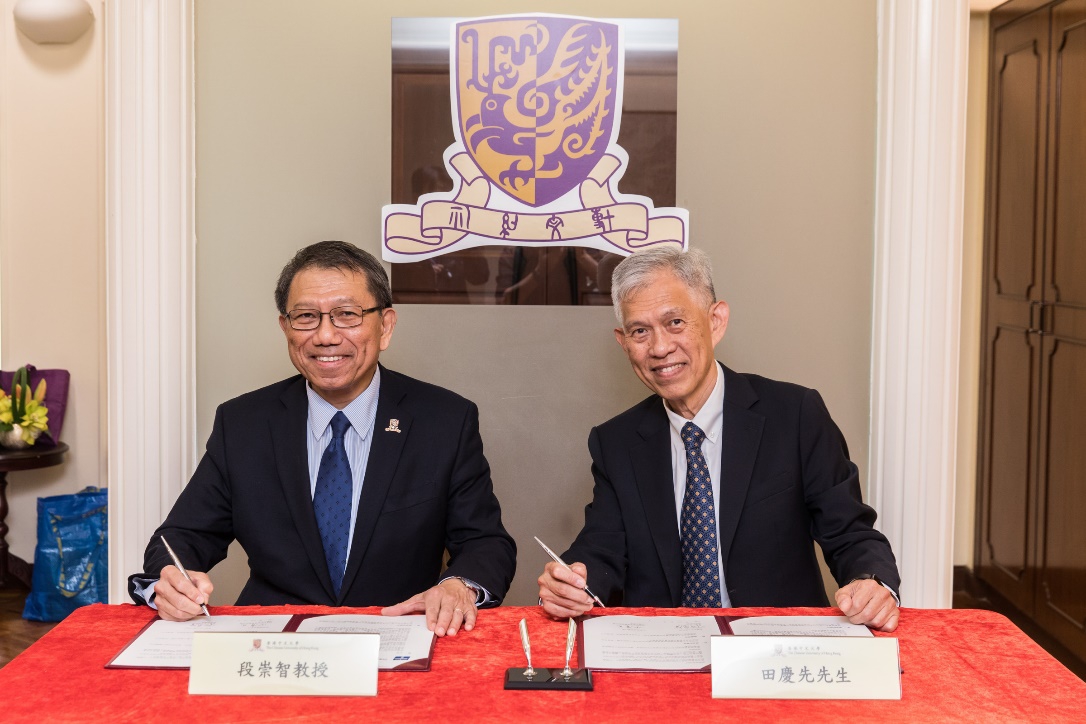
[0,604,1082,723]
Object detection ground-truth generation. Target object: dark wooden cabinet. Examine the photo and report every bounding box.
[977,0,1086,663]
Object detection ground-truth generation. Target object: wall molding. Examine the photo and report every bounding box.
[869,0,970,608]
[105,0,196,603]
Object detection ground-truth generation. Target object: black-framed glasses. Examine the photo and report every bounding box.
[284,305,384,330]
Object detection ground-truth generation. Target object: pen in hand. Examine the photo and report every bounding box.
[160,535,211,618]
[534,536,606,608]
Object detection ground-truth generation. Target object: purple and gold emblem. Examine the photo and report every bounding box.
[383,14,687,262]
[457,17,618,207]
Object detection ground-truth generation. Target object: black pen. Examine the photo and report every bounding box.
[160,535,211,617]
[534,536,605,608]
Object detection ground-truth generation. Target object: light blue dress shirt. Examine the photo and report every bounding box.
[305,368,381,568]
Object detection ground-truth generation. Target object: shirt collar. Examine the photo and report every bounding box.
[664,362,725,443]
[306,367,382,441]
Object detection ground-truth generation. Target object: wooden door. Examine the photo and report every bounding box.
[976,9,1051,615]
[1035,0,1086,661]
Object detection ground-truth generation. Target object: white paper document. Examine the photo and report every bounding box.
[108,615,294,668]
[294,614,435,669]
[108,613,436,670]
[581,615,723,671]
[727,616,873,638]
[580,615,874,672]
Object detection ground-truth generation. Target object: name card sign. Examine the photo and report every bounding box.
[189,632,379,696]
[710,636,901,700]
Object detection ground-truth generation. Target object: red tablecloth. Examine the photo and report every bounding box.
[0,604,1082,723]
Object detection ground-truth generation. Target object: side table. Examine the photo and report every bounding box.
[0,442,69,588]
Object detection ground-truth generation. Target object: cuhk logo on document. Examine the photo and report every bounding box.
[251,639,263,651]
[381,14,688,262]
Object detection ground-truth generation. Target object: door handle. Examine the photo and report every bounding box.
[1028,300,1041,334]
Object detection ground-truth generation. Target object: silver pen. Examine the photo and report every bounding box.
[534,536,605,608]
[160,535,211,617]
[561,617,577,678]
[518,618,536,678]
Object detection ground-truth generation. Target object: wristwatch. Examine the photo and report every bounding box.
[453,577,482,605]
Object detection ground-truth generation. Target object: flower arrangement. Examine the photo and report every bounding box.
[0,366,49,447]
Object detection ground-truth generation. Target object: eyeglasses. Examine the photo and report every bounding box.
[284,305,384,330]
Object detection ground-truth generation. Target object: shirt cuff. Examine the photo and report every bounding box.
[882,581,901,606]
[131,577,160,610]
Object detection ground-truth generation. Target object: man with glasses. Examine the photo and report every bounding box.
[129,241,515,637]
[537,247,901,631]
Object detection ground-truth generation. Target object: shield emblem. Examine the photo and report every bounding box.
[455,17,620,207]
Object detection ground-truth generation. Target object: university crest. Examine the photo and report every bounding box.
[382,14,688,262]
[458,17,618,207]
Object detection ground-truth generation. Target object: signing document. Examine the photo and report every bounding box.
[108,614,436,670]
[108,615,293,668]
[727,616,874,637]
[293,614,436,669]
[581,616,723,672]
[580,615,871,672]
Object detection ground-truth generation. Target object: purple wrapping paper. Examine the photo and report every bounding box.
[1,364,70,446]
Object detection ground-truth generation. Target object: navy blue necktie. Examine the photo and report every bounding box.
[314,411,353,596]
[679,422,722,607]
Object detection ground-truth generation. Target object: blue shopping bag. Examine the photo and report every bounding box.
[22,486,108,622]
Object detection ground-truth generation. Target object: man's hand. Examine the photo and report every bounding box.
[381,579,477,637]
[153,565,214,621]
[538,561,594,619]
[834,578,899,632]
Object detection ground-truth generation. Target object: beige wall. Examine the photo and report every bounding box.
[0,3,105,564]
[196,0,878,607]
[955,12,990,568]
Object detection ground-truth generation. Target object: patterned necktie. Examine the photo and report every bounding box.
[679,421,722,607]
[313,411,353,597]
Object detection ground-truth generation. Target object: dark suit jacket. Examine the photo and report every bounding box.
[563,364,899,607]
[128,366,516,607]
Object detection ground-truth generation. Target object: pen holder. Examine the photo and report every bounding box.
[503,667,593,691]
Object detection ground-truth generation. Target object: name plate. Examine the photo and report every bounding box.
[189,632,379,696]
[710,635,901,700]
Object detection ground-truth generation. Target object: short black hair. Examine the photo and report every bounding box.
[274,240,393,314]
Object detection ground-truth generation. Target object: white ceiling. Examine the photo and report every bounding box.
[970,0,1005,11]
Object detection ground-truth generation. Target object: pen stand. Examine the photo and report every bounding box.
[504,667,593,691]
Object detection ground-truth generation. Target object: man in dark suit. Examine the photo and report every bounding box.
[130,241,515,637]
[538,247,900,631]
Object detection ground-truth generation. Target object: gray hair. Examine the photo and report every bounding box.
[274,240,393,314]
[611,247,716,323]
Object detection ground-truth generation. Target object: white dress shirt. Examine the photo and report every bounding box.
[664,362,731,607]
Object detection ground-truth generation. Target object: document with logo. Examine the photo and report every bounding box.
[107,614,436,671]
[578,614,872,673]
[106,615,294,669]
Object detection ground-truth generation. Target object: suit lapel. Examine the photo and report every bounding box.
[717,365,764,577]
[339,366,410,601]
[631,403,683,605]
[270,377,336,601]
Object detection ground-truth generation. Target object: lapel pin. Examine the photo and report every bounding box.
[385,419,401,433]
